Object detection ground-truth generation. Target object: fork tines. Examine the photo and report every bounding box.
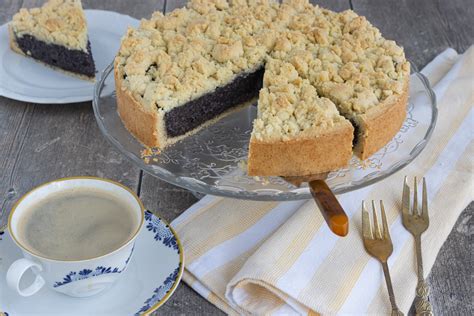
[402,176,429,220]
[362,200,391,240]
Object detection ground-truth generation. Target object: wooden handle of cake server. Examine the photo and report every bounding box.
[309,180,349,237]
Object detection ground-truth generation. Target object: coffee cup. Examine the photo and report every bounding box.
[6,177,144,298]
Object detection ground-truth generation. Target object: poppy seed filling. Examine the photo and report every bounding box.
[164,67,264,137]
[15,34,96,78]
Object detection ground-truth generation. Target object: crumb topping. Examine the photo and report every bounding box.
[253,58,346,141]
[116,0,303,111]
[10,0,88,52]
[116,0,409,140]
[268,7,410,119]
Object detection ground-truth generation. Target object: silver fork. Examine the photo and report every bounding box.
[362,200,404,316]
[402,177,433,315]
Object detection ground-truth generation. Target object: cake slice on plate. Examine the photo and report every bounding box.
[9,0,96,81]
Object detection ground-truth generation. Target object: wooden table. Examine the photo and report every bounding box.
[1,1,472,314]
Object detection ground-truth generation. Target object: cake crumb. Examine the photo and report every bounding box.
[253,176,270,185]
[141,147,152,158]
[238,160,248,172]
[141,147,162,164]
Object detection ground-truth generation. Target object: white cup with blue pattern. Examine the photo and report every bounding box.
[6,177,144,298]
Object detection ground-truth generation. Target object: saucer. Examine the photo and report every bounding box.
[0,211,184,315]
[0,10,139,104]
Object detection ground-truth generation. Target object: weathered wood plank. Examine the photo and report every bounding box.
[0,0,27,228]
[0,101,143,224]
[0,1,471,315]
[82,0,164,19]
[166,0,351,13]
[430,202,474,315]
[311,0,350,12]
[351,0,474,69]
[431,0,474,52]
[19,0,164,18]
[0,101,33,226]
[0,0,23,23]
[164,0,187,12]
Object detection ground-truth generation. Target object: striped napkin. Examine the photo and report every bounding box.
[170,47,473,315]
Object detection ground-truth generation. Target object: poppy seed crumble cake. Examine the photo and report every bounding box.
[114,0,410,177]
[9,0,96,80]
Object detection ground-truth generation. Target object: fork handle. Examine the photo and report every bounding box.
[381,262,404,316]
[414,236,433,315]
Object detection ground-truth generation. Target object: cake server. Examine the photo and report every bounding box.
[284,174,349,237]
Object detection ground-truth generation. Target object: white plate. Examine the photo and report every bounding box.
[0,211,184,315]
[0,10,139,104]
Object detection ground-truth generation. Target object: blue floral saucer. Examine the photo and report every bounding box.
[0,211,184,315]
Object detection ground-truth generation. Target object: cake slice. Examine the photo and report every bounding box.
[247,59,354,176]
[295,10,410,160]
[9,0,96,81]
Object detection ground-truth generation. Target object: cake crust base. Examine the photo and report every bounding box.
[354,79,409,160]
[115,63,162,147]
[247,122,354,177]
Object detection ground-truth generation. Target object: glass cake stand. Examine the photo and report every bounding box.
[93,62,437,201]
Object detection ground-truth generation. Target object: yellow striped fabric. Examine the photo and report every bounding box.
[171,47,474,315]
